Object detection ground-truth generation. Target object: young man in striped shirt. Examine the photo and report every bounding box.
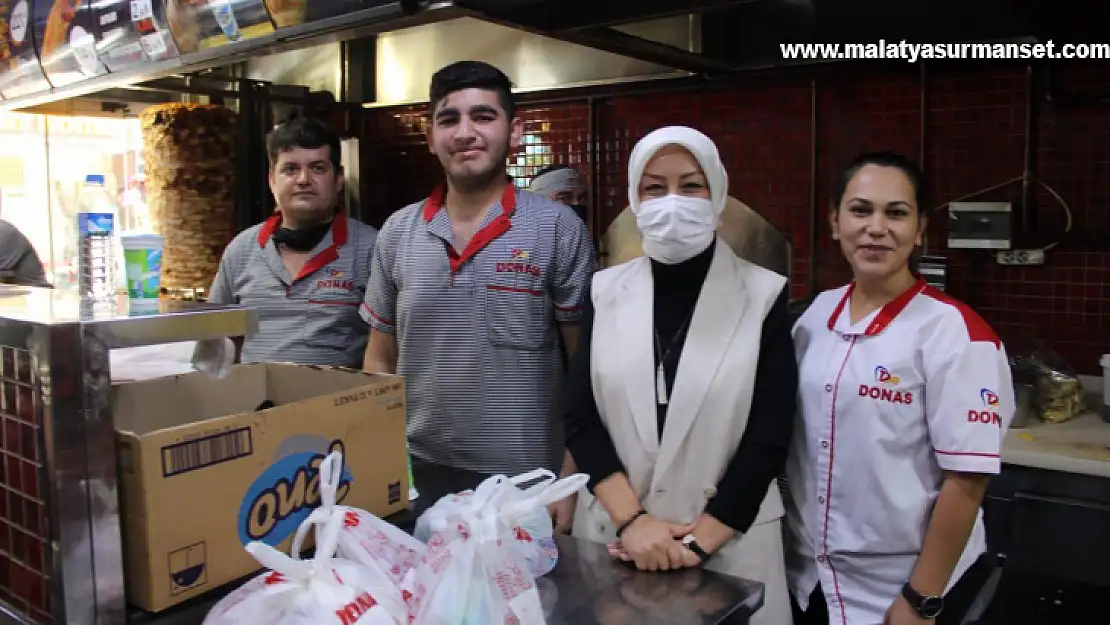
[361,61,596,531]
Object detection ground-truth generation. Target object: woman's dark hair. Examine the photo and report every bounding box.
[832,151,926,215]
[429,60,515,118]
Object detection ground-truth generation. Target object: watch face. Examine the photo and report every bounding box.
[921,596,944,618]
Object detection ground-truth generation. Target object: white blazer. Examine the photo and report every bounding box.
[571,239,793,625]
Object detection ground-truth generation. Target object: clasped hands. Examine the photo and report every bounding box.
[606,513,702,571]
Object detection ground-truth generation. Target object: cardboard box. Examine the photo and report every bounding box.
[113,363,408,612]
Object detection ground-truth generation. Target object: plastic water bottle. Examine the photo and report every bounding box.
[77,174,121,304]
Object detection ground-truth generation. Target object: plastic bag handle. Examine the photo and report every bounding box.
[289,450,344,559]
[318,451,343,508]
[238,515,353,621]
[510,468,557,488]
[500,473,590,521]
[287,496,346,566]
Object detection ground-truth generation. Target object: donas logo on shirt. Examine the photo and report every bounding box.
[859,365,913,405]
[496,249,541,277]
[874,365,901,384]
[969,388,1002,426]
[316,268,356,293]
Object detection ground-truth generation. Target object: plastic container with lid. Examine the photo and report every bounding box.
[121,233,164,312]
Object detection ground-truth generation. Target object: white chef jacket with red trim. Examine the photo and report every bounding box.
[784,278,1014,624]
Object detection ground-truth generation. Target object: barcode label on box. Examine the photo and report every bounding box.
[161,428,253,477]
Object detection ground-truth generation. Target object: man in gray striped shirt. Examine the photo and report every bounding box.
[207,117,378,367]
[362,62,596,526]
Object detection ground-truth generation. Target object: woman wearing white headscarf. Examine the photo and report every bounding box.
[564,126,796,624]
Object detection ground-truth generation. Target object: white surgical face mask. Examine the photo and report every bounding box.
[635,194,717,264]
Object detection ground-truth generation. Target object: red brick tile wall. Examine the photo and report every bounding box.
[359,61,1110,375]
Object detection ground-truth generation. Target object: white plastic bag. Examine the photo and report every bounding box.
[404,471,589,625]
[414,469,587,578]
[203,502,407,625]
[291,451,426,586]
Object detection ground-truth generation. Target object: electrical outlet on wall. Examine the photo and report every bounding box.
[996,249,1046,265]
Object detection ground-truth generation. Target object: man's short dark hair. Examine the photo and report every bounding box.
[266,116,342,172]
[428,61,515,118]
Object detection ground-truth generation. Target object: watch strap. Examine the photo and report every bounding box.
[682,534,711,563]
[901,582,944,619]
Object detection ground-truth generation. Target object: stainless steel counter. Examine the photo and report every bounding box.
[0,288,760,624]
[0,287,256,625]
[127,534,763,625]
[125,462,764,625]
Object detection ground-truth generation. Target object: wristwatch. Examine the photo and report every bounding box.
[681,534,711,564]
[901,582,944,619]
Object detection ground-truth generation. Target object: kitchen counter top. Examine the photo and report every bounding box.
[1003,411,1110,477]
[125,461,764,625]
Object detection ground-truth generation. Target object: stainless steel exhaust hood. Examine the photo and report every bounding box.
[452,0,1043,75]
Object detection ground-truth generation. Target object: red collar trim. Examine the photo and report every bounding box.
[257,213,348,247]
[422,182,516,222]
[827,277,926,336]
[257,213,349,282]
[423,183,517,273]
[258,212,281,246]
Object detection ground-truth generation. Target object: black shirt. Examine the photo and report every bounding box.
[564,239,797,533]
[0,220,49,287]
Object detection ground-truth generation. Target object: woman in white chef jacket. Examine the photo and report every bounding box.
[786,152,1013,625]
[564,126,797,625]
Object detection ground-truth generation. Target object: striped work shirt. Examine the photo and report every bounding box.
[362,186,596,475]
[209,214,379,367]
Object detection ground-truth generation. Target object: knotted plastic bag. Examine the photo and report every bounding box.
[291,451,426,586]
[403,470,588,625]
[203,499,406,625]
[413,469,586,578]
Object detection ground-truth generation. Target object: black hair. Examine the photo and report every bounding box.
[533,163,572,180]
[428,61,515,119]
[832,151,926,215]
[266,116,342,172]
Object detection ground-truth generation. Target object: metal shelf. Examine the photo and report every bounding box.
[0,287,257,349]
[0,2,467,111]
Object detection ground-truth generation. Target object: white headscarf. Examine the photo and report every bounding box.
[529,166,584,197]
[627,126,729,219]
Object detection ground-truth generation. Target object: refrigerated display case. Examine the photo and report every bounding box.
[0,0,53,99]
[264,0,379,29]
[90,0,181,72]
[32,0,109,88]
[164,0,274,54]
